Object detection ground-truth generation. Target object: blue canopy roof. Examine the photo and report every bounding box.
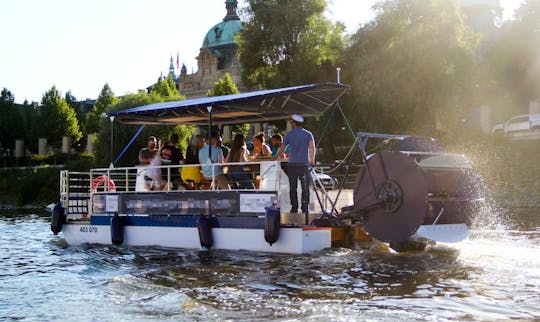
[109,83,350,125]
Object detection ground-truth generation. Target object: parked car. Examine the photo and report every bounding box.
[311,171,338,190]
[492,114,540,134]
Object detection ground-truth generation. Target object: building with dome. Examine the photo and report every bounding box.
[178,0,244,98]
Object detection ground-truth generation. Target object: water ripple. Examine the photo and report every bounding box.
[1,213,539,321]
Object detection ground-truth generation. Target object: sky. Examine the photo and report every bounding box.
[0,0,523,104]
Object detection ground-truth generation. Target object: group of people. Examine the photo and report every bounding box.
[138,134,184,190]
[138,114,315,214]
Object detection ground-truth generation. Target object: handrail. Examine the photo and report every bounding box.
[61,160,340,219]
[89,160,284,193]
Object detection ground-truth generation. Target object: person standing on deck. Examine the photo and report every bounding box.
[139,136,159,165]
[275,114,316,214]
[139,136,164,190]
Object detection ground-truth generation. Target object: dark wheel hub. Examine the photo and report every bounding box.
[376,180,403,213]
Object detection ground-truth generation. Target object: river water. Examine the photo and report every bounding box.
[0,211,539,321]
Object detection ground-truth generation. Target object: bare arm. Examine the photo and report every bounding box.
[263,144,272,157]
[275,144,287,159]
[308,139,316,165]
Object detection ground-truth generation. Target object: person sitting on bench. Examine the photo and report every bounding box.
[198,133,229,190]
[225,134,254,189]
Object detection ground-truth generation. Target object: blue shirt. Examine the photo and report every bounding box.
[271,145,289,157]
[283,127,314,164]
[198,145,224,178]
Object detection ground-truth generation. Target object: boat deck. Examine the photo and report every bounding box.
[60,161,354,224]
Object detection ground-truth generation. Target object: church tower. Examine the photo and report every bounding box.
[168,55,176,80]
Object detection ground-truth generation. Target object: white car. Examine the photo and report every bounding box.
[492,113,540,134]
[311,171,338,190]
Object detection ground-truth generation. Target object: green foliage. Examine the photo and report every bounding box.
[341,0,479,135]
[64,153,95,171]
[171,124,194,154]
[0,88,17,149]
[483,0,540,122]
[0,167,60,206]
[237,0,346,88]
[1,88,15,104]
[86,83,118,133]
[232,123,251,137]
[151,74,184,100]
[207,73,239,96]
[65,90,86,135]
[38,86,82,147]
[93,91,194,167]
[207,73,247,136]
[0,88,40,151]
[440,132,540,211]
[31,152,55,163]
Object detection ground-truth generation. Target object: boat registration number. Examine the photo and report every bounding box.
[80,226,98,233]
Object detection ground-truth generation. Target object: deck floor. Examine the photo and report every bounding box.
[281,189,354,225]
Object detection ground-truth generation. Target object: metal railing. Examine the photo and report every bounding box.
[60,160,339,217]
[60,171,91,219]
[87,160,282,193]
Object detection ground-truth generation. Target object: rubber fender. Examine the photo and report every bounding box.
[110,213,124,245]
[197,215,213,249]
[50,204,65,235]
[264,207,281,246]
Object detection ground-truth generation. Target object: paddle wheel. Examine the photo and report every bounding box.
[324,133,484,251]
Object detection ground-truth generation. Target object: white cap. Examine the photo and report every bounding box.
[291,114,304,123]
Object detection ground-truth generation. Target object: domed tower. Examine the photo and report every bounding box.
[179,0,244,98]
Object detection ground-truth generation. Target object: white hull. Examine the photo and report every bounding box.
[61,222,469,254]
[62,224,332,254]
[415,223,469,243]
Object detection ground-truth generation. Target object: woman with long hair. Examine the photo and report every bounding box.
[225,134,254,189]
[181,135,205,187]
[251,132,271,159]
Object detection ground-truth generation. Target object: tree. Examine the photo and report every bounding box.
[1,88,15,104]
[65,90,86,134]
[0,88,40,152]
[38,86,82,148]
[94,91,194,167]
[150,74,184,100]
[485,0,540,120]
[207,73,239,96]
[237,0,346,89]
[207,73,249,136]
[0,88,16,149]
[341,0,479,135]
[86,83,118,133]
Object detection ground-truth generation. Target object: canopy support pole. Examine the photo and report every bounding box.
[113,125,145,166]
[207,106,213,160]
[109,116,115,168]
[337,101,356,139]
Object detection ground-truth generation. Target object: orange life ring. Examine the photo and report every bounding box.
[92,175,116,192]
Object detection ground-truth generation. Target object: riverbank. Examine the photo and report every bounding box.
[443,133,540,210]
[1,135,539,211]
[0,166,60,208]
[0,156,94,209]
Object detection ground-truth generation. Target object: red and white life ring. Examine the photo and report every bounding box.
[92,175,116,192]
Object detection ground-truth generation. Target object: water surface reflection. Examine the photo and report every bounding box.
[0,213,538,321]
